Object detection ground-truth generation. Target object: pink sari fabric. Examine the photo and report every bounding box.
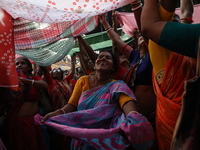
[115,12,138,37]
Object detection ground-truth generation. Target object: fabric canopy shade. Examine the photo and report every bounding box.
[14,16,99,66]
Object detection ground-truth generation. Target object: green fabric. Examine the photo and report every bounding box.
[16,37,75,66]
[159,22,200,58]
[68,28,134,55]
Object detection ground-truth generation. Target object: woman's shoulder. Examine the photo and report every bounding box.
[77,75,89,83]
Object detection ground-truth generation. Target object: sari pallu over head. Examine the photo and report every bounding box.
[35,80,154,150]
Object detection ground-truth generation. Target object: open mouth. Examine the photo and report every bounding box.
[99,61,107,66]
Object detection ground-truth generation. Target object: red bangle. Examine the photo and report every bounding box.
[181,17,193,23]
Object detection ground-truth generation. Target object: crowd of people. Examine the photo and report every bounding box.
[0,0,199,149]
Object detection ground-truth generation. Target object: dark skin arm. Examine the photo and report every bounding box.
[77,36,96,64]
[130,0,143,31]
[111,11,120,58]
[122,101,138,116]
[41,104,76,122]
[68,54,76,77]
[99,14,127,54]
[141,0,179,42]
[180,0,193,24]
[76,52,88,75]
[18,77,48,90]
[141,0,167,43]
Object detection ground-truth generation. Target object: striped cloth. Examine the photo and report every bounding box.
[15,16,98,66]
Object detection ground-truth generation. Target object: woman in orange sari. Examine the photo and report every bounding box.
[141,0,197,149]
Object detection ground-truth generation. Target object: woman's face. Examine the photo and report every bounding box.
[15,58,30,74]
[51,68,63,81]
[95,51,114,73]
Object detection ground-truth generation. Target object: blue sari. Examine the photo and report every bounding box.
[35,80,154,150]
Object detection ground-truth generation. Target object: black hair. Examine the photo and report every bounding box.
[16,57,33,75]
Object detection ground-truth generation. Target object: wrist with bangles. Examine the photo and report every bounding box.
[181,17,193,23]
[105,26,113,33]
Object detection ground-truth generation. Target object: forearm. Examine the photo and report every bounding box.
[180,0,193,24]
[19,77,48,90]
[61,103,77,114]
[69,54,76,76]
[77,36,96,63]
[122,101,138,116]
[141,0,166,43]
[130,1,143,30]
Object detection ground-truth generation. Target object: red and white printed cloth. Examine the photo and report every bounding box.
[0,0,133,23]
[0,8,18,90]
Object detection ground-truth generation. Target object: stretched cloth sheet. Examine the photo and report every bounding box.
[35,80,154,150]
[0,0,133,23]
[0,8,18,90]
[153,52,197,150]
[14,16,98,50]
[15,16,98,66]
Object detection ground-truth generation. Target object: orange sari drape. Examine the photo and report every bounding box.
[153,52,196,150]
